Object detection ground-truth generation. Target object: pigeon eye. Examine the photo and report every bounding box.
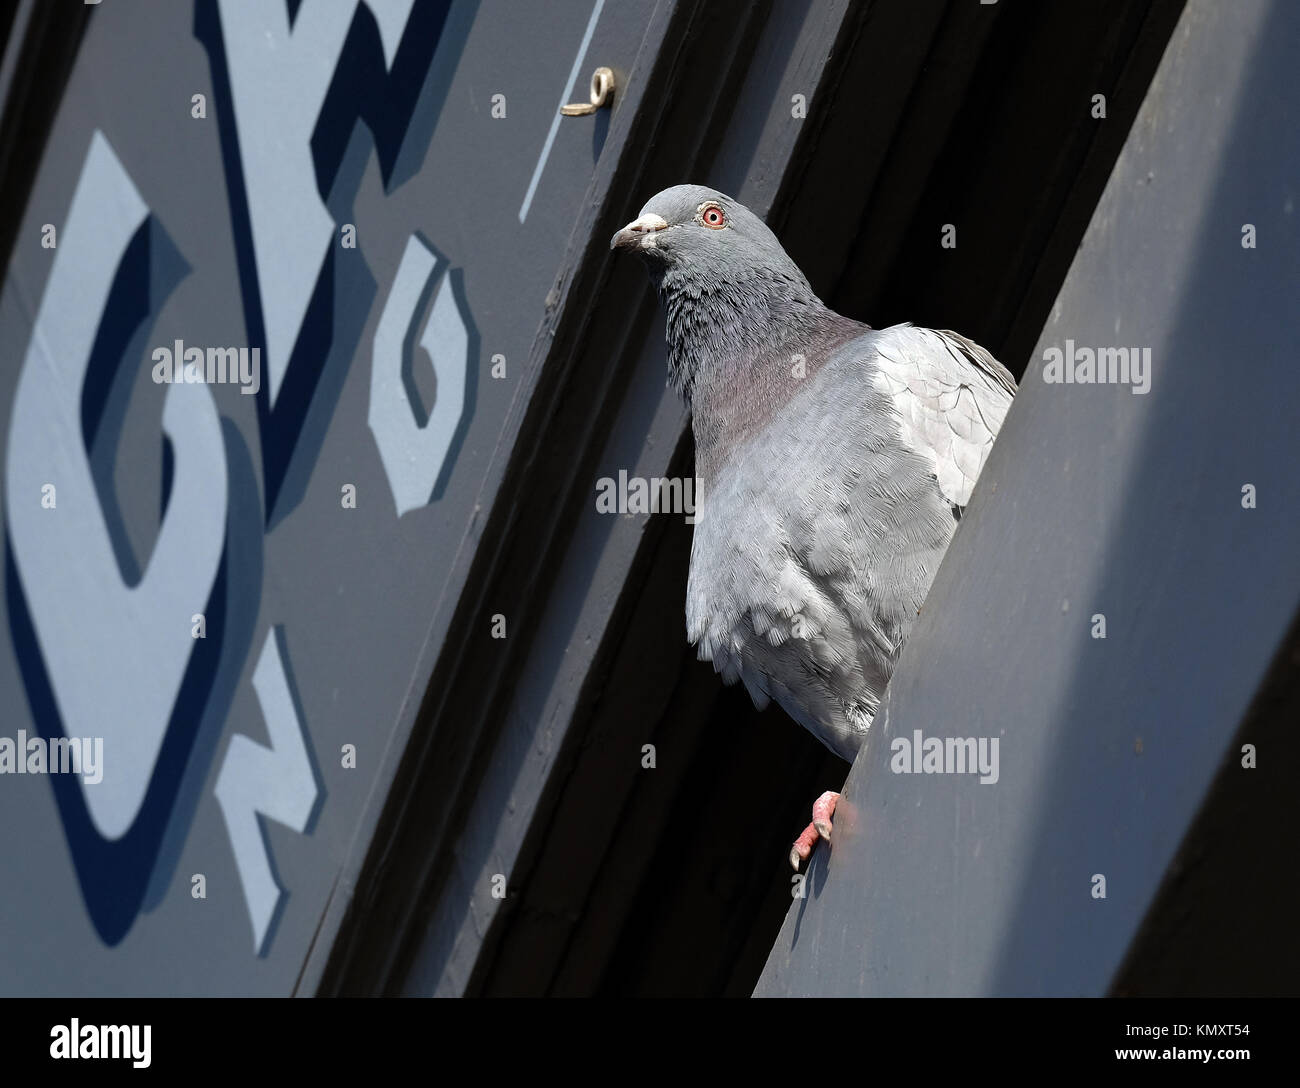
[700,203,726,229]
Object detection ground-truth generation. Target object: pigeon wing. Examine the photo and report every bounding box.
[870,325,1016,509]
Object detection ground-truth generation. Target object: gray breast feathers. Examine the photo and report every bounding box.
[683,340,972,758]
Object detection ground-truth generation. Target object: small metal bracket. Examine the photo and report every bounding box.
[561,67,615,116]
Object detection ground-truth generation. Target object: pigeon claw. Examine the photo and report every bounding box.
[790,790,840,870]
[789,826,818,871]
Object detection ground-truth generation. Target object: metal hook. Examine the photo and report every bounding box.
[561,67,615,116]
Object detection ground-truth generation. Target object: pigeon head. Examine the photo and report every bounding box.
[611,185,829,404]
[609,185,780,269]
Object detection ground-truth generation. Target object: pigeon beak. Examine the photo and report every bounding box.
[610,212,669,251]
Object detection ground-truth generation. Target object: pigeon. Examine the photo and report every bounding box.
[611,185,1016,869]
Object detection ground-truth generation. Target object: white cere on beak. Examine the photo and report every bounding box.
[628,212,669,234]
[612,212,669,250]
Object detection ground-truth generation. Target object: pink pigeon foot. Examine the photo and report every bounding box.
[789,790,840,870]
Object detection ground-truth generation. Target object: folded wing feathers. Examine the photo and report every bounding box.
[871,324,1016,509]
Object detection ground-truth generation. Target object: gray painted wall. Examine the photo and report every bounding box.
[0,0,663,996]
